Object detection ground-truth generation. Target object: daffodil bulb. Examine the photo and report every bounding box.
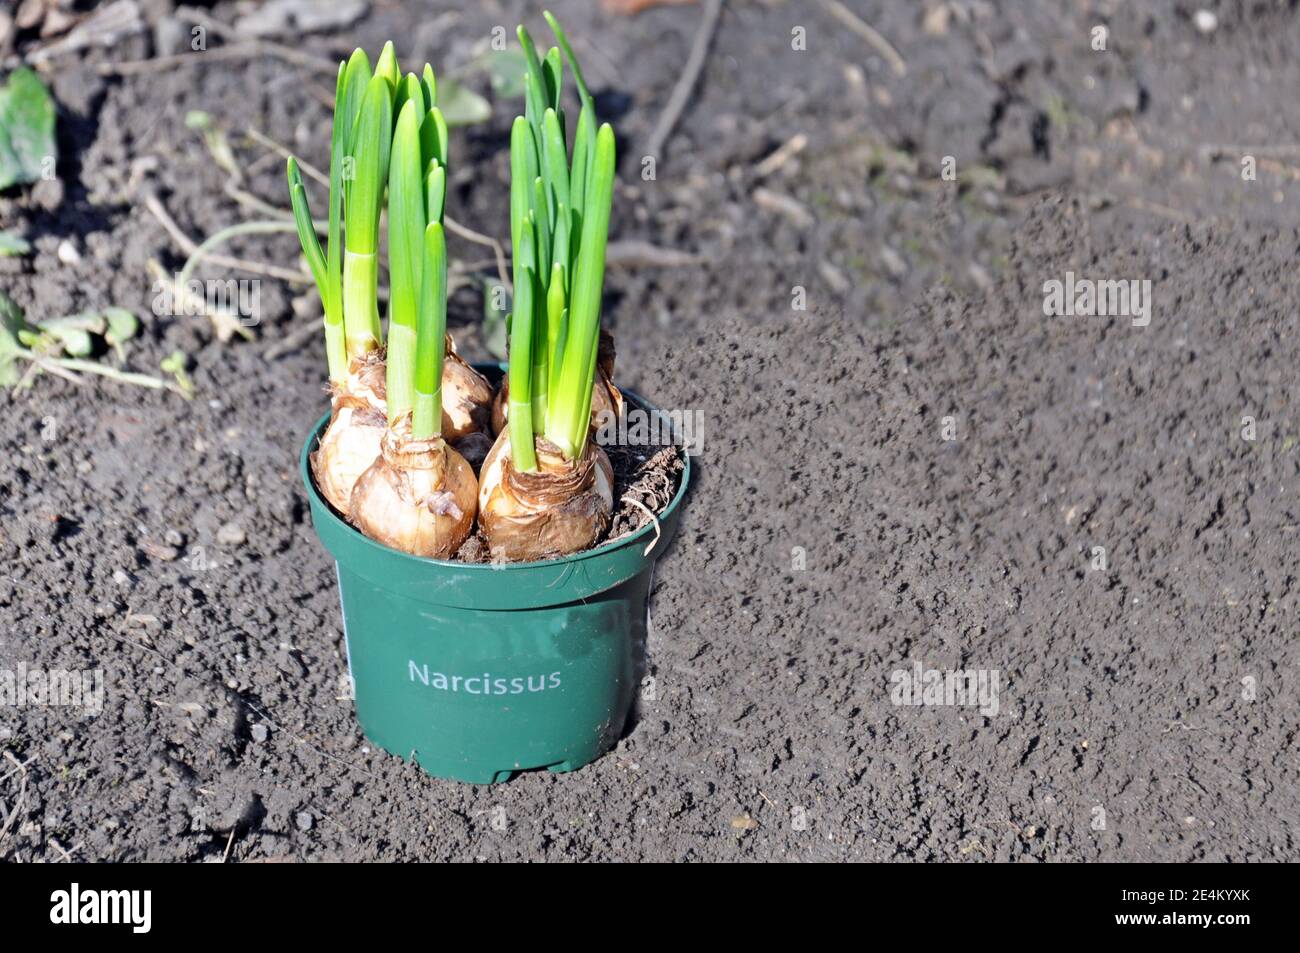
[441,334,493,442]
[477,429,613,561]
[310,350,387,516]
[348,414,478,559]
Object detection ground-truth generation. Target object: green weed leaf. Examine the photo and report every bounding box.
[0,68,58,191]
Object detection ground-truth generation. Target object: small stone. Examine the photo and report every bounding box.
[56,239,81,265]
[291,291,320,319]
[1193,9,1218,33]
[967,263,993,291]
[250,723,269,743]
[879,245,908,279]
[752,187,814,230]
[112,569,132,587]
[817,260,851,295]
[923,3,951,35]
[295,811,314,832]
[163,528,184,546]
[140,538,178,561]
[216,522,246,546]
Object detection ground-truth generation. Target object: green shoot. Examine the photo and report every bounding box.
[420,107,448,171]
[542,10,594,112]
[542,47,563,108]
[542,108,569,220]
[545,262,567,397]
[374,41,400,93]
[385,97,426,423]
[285,50,371,382]
[339,48,372,156]
[386,54,451,428]
[509,116,538,260]
[342,73,394,357]
[531,179,551,272]
[551,202,569,288]
[504,16,617,468]
[287,158,328,299]
[547,122,614,457]
[517,26,549,139]
[426,164,446,223]
[395,72,425,118]
[530,226,550,426]
[569,103,595,251]
[286,44,458,408]
[508,227,538,472]
[420,63,437,112]
[412,222,447,439]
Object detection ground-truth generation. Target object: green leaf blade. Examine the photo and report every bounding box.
[549,122,615,457]
[286,158,329,301]
[542,10,594,111]
[412,222,448,439]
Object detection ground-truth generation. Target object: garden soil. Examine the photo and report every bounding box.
[1,1,1297,860]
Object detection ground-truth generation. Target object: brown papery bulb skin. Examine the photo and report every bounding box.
[311,350,387,516]
[348,420,478,559]
[442,334,493,442]
[477,430,614,562]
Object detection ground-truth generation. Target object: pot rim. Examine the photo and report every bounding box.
[300,372,692,572]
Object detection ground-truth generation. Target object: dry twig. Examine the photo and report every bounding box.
[644,0,725,162]
[142,189,310,285]
[818,0,907,77]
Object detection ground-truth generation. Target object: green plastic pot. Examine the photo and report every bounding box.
[300,367,689,784]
